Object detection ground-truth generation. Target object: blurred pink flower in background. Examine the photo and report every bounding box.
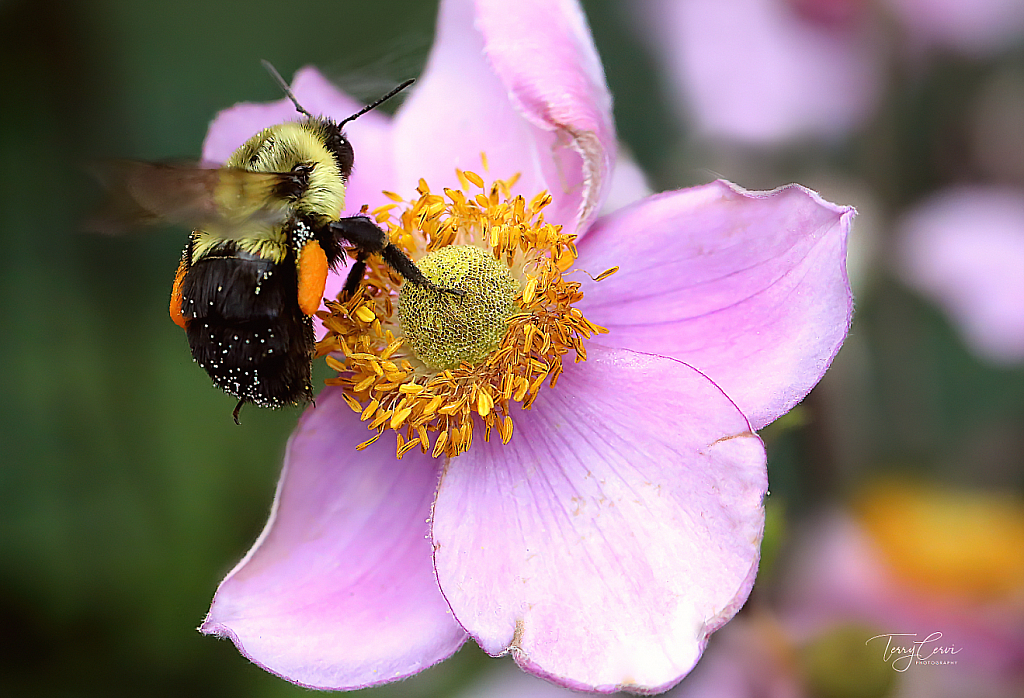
[897,186,1024,365]
[196,0,853,692]
[638,0,1024,149]
[640,0,883,145]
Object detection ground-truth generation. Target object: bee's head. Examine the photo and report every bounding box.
[259,61,413,185]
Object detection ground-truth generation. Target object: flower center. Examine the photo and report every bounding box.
[315,169,613,459]
[398,245,519,370]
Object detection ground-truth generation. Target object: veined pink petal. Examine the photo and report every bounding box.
[643,0,881,144]
[897,186,1024,365]
[666,616,803,698]
[201,388,466,689]
[431,344,767,693]
[575,180,854,430]
[392,0,613,237]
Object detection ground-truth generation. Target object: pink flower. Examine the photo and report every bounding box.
[197,0,853,692]
[897,186,1024,365]
[638,0,1024,148]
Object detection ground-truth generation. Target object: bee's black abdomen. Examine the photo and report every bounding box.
[186,314,313,409]
[181,249,314,410]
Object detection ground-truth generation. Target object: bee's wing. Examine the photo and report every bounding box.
[88,161,293,238]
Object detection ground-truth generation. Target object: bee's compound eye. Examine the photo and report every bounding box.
[328,133,354,177]
[278,164,313,199]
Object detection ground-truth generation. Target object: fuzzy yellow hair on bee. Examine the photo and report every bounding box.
[225,120,348,221]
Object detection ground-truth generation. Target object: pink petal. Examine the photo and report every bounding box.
[392,0,615,236]
[201,388,467,689]
[475,0,616,232]
[897,186,1024,365]
[431,344,767,693]
[575,180,854,430]
[201,66,400,330]
[666,617,802,698]
[643,0,881,144]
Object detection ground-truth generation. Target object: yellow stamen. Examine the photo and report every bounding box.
[316,169,610,458]
[354,305,376,323]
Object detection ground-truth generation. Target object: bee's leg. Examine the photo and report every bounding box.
[232,398,246,425]
[327,216,463,296]
[326,215,388,255]
[342,256,367,297]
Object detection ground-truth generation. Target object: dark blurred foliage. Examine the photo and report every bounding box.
[1,1,1022,697]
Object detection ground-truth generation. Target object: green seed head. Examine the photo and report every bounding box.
[398,245,520,370]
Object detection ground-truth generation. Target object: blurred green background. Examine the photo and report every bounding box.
[1,1,1022,697]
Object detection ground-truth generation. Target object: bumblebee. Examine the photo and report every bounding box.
[102,64,441,423]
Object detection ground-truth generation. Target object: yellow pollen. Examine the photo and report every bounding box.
[315,169,611,458]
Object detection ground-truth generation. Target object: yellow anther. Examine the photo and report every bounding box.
[477,389,494,417]
[522,277,538,305]
[360,398,379,421]
[356,432,382,450]
[390,405,414,429]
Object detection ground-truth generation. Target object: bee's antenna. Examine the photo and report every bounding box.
[261,59,314,119]
[338,79,415,129]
